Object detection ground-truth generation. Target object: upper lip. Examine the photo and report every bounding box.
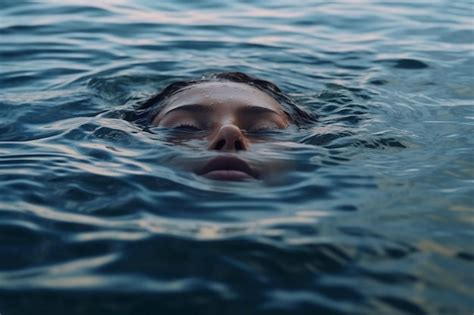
[198,155,259,179]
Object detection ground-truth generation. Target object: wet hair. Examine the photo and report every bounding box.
[134,72,317,126]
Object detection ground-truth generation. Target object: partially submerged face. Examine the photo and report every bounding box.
[152,81,292,181]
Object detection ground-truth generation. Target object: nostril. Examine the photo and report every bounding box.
[215,139,225,150]
[210,125,248,151]
[235,140,244,151]
[212,139,245,151]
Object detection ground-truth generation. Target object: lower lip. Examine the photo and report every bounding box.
[202,170,255,181]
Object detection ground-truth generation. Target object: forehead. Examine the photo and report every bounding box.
[160,81,284,114]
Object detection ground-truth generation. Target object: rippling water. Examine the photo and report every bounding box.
[1,1,473,314]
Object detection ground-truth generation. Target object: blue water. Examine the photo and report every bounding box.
[1,1,473,314]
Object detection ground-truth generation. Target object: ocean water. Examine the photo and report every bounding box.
[0,0,473,314]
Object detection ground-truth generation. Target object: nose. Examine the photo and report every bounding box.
[208,124,249,151]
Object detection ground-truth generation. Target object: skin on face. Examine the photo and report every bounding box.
[152,81,292,181]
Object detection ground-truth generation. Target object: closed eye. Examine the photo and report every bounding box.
[173,124,202,132]
[243,120,288,139]
[247,124,277,133]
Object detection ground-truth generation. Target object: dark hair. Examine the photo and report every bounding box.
[134,72,317,126]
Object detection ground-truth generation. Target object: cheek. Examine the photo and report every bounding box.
[259,157,293,174]
[165,137,209,149]
[156,140,210,173]
[162,131,209,146]
[248,143,296,175]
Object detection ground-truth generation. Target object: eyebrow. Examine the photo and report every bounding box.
[164,104,212,116]
[163,103,280,117]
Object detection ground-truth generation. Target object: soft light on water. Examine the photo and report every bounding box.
[0,0,473,314]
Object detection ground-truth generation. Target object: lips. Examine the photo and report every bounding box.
[198,155,259,181]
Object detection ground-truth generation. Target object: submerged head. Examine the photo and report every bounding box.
[136,72,316,181]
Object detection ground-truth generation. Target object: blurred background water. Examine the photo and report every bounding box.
[0,0,473,314]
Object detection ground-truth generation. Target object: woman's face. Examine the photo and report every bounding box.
[152,81,292,181]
